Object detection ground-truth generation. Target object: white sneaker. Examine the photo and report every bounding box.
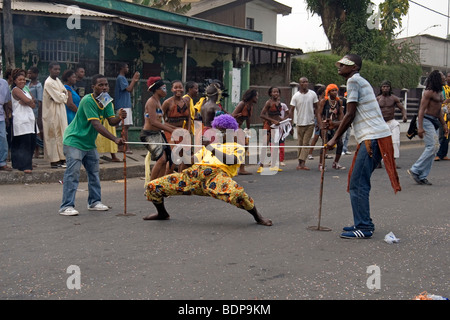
[345,151,352,155]
[88,203,109,211]
[308,155,314,160]
[280,161,286,166]
[59,207,79,216]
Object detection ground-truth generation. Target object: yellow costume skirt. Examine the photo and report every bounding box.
[145,165,255,210]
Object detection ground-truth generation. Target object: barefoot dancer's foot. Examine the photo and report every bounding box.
[143,213,170,220]
[256,217,273,226]
[248,207,272,226]
[143,202,170,220]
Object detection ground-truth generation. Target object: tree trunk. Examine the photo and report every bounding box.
[320,5,350,55]
[3,0,16,69]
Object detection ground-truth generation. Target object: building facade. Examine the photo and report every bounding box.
[1,0,301,139]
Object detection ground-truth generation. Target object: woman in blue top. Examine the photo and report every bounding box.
[62,70,81,124]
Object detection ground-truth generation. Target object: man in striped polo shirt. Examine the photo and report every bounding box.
[327,54,401,239]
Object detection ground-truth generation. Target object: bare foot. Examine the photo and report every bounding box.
[143,213,170,220]
[238,171,253,175]
[256,217,273,226]
[248,207,272,226]
[296,166,310,171]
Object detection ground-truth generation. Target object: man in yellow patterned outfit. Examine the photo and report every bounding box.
[143,114,272,226]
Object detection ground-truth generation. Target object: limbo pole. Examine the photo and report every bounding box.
[117,119,135,217]
[124,141,325,149]
[308,125,331,232]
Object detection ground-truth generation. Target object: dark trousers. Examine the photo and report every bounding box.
[11,133,36,171]
[436,123,449,159]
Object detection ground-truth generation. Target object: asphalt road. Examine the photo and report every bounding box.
[0,144,448,301]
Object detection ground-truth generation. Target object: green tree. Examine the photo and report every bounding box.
[379,0,409,40]
[131,0,191,14]
[305,0,372,56]
[305,0,417,65]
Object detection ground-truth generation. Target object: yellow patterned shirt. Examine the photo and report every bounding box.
[194,142,245,177]
[443,85,450,124]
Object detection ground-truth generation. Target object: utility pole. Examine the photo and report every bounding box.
[2,0,16,69]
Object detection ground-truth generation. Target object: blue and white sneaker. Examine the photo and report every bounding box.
[343,225,357,231]
[340,230,373,239]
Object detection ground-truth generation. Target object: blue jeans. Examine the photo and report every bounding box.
[0,120,8,166]
[349,140,382,231]
[410,118,439,180]
[60,145,102,211]
[342,128,351,153]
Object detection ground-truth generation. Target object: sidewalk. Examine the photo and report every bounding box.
[0,129,423,185]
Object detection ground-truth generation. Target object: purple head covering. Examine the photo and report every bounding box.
[211,114,239,131]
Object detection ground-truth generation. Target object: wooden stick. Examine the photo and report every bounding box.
[117,119,135,217]
[307,119,331,231]
[317,128,327,229]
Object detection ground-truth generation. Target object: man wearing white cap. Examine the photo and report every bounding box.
[327,54,401,239]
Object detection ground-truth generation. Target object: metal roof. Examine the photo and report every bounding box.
[1,0,115,18]
[118,17,300,53]
[0,0,301,54]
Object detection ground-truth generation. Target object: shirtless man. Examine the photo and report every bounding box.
[140,77,178,181]
[377,80,407,166]
[408,70,449,185]
[200,83,222,130]
[162,80,191,174]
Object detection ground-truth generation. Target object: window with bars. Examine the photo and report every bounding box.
[39,40,79,63]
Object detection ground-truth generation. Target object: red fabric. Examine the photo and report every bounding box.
[347,137,401,194]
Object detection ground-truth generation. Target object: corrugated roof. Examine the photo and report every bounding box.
[118,17,300,53]
[0,0,301,54]
[60,0,264,42]
[0,0,116,18]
